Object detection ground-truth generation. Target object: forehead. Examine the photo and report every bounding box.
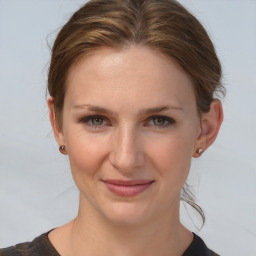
[65,46,196,113]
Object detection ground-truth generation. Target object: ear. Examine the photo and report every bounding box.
[47,96,66,153]
[193,99,223,158]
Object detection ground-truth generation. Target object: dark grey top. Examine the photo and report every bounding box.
[0,229,220,256]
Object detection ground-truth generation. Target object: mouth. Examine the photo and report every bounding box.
[101,179,155,197]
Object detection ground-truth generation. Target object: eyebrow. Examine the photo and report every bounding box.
[72,104,184,115]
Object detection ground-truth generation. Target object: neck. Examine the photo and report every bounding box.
[62,194,193,256]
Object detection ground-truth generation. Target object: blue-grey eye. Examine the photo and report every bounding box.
[91,117,104,125]
[152,117,167,126]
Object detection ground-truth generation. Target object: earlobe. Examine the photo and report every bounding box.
[193,99,223,157]
[47,96,65,149]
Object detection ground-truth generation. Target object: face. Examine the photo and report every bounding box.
[55,46,202,226]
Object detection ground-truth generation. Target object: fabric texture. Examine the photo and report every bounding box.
[0,230,220,256]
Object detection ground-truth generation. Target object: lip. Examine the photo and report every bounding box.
[102,179,155,197]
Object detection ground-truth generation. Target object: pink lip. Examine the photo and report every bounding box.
[102,179,155,197]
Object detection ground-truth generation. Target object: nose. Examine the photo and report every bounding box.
[108,125,145,174]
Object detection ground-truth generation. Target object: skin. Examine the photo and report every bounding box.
[47,45,223,256]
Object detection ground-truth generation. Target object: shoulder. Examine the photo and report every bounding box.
[0,246,22,256]
[0,230,60,256]
[0,242,31,256]
[183,232,220,256]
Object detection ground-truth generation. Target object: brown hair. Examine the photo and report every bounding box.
[47,0,225,228]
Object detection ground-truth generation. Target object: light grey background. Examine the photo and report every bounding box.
[0,0,256,255]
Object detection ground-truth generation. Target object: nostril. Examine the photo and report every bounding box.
[108,150,145,172]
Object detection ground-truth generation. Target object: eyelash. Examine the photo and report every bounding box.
[79,115,176,130]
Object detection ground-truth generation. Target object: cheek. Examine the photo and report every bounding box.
[148,130,196,188]
[65,128,109,185]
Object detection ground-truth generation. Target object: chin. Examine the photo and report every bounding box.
[103,201,152,226]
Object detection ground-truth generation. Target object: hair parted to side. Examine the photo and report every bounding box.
[47,0,226,229]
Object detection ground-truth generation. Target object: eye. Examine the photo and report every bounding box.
[148,116,175,129]
[79,115,107,129]
[79,115,175,130]
[90,116,104,125]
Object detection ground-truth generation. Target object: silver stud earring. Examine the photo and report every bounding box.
[197,148,203,156]
[59,145,66,154]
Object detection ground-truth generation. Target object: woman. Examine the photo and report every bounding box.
[0,0,225,255]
